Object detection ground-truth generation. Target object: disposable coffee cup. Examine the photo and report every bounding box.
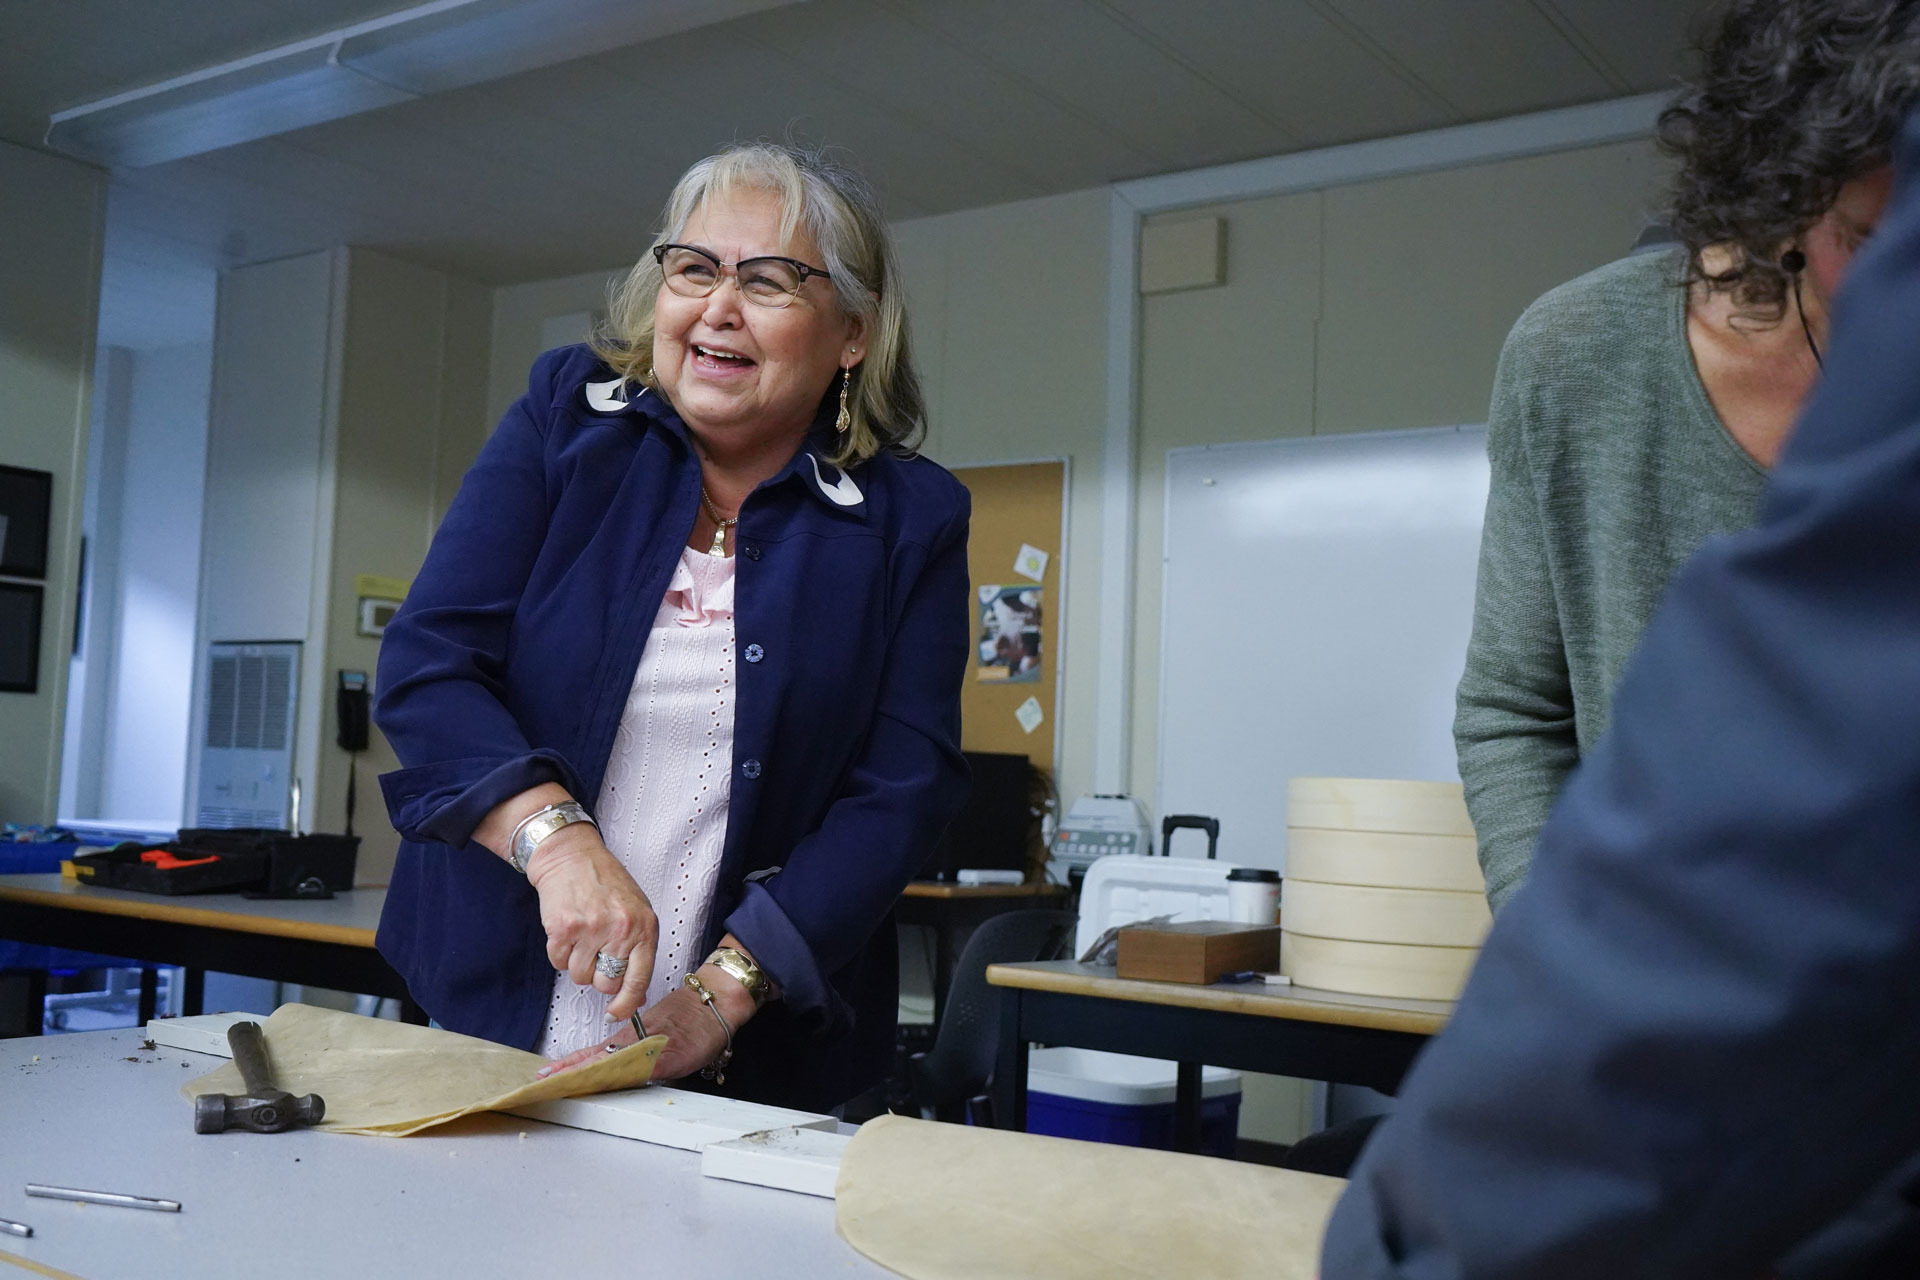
[1226,867,1281,924]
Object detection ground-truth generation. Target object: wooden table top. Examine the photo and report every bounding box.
[985,959,1452,1036]
[0,873,386,948]
[900,880,1067,900]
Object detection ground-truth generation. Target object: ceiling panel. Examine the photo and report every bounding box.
[0,0,419,146]
[887,0,1285,173]
[1097,0,1454,147]
[743,0,1156,191]
[1538,0,1707,92]
[1318,0,1618,118]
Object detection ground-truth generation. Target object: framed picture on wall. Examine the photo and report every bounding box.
[0,465,53,579]
[0,581,44,693]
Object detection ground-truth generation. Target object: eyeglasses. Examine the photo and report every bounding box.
[653,243,832,308]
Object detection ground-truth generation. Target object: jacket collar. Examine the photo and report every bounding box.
[580,375,867,518]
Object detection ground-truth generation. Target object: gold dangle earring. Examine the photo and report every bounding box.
[835,364,853,435]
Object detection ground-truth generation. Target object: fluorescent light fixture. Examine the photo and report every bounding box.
[47,0,801,168]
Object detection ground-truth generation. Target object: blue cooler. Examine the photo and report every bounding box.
[1025,1047,1241,1156]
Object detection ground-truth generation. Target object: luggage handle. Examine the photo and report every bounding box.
[1160,814,1219,859]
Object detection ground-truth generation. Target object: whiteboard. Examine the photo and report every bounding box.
[1155,425,1489,874]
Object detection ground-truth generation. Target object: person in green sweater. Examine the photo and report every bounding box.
[1457,0,1916,913]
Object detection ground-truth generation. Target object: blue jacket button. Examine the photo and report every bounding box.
[744,643,764,663]
[742,759,762,780]
[743,543,762,561]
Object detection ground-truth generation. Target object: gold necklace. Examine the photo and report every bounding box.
[699,487,738,558]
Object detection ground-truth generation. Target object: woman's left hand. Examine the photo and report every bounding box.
[536,983,731,1082]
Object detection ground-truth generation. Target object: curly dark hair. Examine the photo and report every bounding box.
[1657,0,1920,317]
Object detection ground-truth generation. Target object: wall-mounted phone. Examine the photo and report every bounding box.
[336,670,370,752]
[338,670,369,838]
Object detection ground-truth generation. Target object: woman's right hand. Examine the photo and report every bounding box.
[522,822,658,1021]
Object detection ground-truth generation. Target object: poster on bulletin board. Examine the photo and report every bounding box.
[951,461,1066,773]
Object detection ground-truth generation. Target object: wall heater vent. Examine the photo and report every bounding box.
[195,641,300,829]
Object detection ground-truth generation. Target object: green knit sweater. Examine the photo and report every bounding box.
[1455,247,1767,911]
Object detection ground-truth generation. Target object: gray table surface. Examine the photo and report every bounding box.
[0,1029,891,1279]
[0,874,388,938]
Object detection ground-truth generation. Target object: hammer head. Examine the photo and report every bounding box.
[193,1089,326,1134]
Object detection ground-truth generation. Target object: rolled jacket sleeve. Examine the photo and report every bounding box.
[723,493,972,1033]
[375,353,582,849]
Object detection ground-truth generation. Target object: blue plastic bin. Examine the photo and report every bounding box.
[1024,1047,1241,1157]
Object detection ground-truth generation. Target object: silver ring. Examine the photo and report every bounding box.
[594,951,629,978]
[604,1041,620,1055]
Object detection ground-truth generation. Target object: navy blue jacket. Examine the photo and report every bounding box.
[373,345,971,1112]
[1322,110,1920,1277]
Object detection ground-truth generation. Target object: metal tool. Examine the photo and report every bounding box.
[0,1217,31,1237]
[25,1185,179,1213]
[192,1020,325,1134]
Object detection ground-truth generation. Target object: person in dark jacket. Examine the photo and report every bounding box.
[373,142,971,1113]
[1320,99,1920,1278]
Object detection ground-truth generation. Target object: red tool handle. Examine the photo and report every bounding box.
[139,849,220,870]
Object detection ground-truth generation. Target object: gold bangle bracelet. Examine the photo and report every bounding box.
[704,946,770,1009]
[684,973,734,1085]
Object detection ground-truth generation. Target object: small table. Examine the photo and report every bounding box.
[895,881,1069,1024]
[0,874,420,1022]
[987,960,1451,1153]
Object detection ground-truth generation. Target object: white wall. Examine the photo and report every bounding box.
[62,341,211,824]
[0,140,105,824]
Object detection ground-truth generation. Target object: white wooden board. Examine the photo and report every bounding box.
[1285,827,1484,892]
[146,1012,255,1056]
[508,1091,837,1150]
[1157,427,1488,874]
[1280,930,1477,1001]
[701,1125,852,1198]
[1286,778,1474,838]
[1282,879,1491,948]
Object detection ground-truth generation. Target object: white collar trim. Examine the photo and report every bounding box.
[804,453,864,506]
[584,377,640,413]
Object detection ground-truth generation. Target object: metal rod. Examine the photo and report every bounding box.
[0,1217,31,1238]
[24,1185,181,1213]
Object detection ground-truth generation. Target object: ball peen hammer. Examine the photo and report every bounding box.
[193,1020,326,1134]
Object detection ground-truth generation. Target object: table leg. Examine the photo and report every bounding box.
[137,967,157,1025]
[400,995,428,1026]
[182,968,205,1017]
[1174,1061,1203,1153]
[994,987,1028,1131]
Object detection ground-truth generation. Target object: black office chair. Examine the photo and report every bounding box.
[908,908,1076,1127]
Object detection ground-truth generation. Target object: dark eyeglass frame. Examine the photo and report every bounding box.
[652,243,833,306]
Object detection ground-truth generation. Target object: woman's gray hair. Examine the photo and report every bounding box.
[591,142,926,467]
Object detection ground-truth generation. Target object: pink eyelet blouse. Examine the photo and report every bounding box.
[536,545,736,1057]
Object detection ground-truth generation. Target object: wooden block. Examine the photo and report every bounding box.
[1115,920,1281,984]
[508,1089,837,1151]
[146,1012,255,1056]
[702,1125,851,1198]
[1285,827,1485,892]
[1281,880,1491,948]
[1281,931,1476,1001]
[1286,778,1473,837]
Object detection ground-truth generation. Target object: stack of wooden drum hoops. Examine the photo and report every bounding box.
[1281,778,1490,1001]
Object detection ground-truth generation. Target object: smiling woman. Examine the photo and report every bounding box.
[370,142,973,1114]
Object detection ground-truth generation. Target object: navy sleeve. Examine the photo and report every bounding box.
[723,486,972,1030]
[374,351,588,849]
[1322,110,1920,1278]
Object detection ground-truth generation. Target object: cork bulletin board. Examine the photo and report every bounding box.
[951,460,1066,773]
